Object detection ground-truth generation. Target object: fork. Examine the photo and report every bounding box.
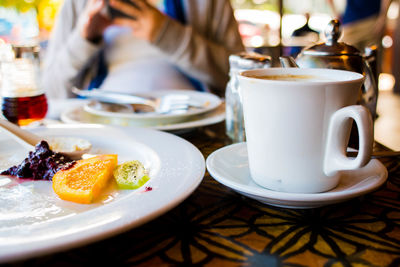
[72,88,202,114]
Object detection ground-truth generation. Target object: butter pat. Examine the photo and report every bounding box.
[48,137,92,153]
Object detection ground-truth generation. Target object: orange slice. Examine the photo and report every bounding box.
[52,154,118,204]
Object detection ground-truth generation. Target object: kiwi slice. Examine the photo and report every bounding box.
[113,160,150,189]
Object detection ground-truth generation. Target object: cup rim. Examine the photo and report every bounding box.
[239,67,365,85]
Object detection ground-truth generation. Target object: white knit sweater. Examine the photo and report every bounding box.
[41,0,245,98]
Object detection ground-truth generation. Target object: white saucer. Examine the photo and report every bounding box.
[61,102,225,132]
[206,143,388,209]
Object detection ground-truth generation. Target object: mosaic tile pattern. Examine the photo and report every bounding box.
[16,124,400,266]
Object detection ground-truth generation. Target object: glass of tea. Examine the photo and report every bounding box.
[0,44,48,126]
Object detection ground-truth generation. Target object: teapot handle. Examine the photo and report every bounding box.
[361,57,379,120]
[364,45,379,82]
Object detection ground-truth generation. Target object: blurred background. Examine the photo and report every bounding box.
[0,0,399,92]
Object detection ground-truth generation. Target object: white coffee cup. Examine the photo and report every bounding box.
[238,68,373,193]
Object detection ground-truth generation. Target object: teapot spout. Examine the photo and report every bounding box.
[279,56,299,68]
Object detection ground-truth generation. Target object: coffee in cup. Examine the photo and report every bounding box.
[238,68,373,193]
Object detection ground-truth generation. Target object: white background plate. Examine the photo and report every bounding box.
[83,90,222,126]
[60,102,225,132]
[206,143,388,209]
[0,124,205,263]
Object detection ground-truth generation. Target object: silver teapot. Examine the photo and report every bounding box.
[294,19,379,119]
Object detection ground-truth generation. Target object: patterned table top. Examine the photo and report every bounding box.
[11,123,400,266]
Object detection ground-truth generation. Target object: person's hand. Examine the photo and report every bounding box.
[79,0,112,43]
[109,0,168,42]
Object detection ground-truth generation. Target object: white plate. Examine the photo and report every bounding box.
[83,90,222,126]
[206,143,388,209]
[0,124,205,263]
[61,102,225,132]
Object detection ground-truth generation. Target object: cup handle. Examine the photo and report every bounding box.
[324,105,373,176]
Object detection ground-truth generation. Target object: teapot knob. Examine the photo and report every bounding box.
[325,19,342,46]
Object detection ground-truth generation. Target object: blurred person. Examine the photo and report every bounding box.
[291,13,319,38]
[41,0,245,99]
[288,12,319,57]
[327,0,391,50]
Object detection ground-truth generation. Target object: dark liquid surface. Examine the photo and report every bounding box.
[243,74,335,82]
[246,74,316,81]
[2,94,48,126]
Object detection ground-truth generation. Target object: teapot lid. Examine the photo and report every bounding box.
[300,19,361,56]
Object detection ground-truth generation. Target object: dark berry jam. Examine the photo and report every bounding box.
[1,141,75,180]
